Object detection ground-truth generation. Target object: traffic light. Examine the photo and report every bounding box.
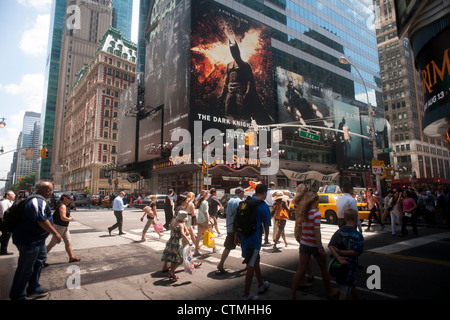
[43,148,49,159]
[38,148,43,158]
[18,177,23,182]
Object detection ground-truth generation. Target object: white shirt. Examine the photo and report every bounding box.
[0,199,13,219]
[113,196,125,211]
[336,193,362,232]
[265,188,275,206]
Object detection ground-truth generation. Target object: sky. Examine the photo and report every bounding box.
[0,0,139,190]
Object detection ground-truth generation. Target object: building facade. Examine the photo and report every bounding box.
[118,0,387,194]
[375,0,450,187]
[15,112,41,182]
[62,27,138,194]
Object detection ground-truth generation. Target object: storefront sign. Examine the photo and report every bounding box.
[281,169,339,182]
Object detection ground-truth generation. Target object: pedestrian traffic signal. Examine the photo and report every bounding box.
[43,148,49,159]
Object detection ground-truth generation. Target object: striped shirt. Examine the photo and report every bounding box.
[299,209,321,247]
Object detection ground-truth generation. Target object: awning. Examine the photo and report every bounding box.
[281,169,340,183]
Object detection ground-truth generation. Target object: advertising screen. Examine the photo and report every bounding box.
[117,80,138,165]
[140,0,191,162]
[190,0,275,133]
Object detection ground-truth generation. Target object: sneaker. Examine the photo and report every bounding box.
[26,290,49,300]
[258,280,270,294]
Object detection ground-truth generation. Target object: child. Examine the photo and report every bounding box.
[140,195,162,240]
[161,212,192,281]
[290,191,339,300]
[328,208,364,300]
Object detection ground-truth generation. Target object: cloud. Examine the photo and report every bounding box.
[16,0,52,11]
[19,14,50,56]
[0,73,45,112]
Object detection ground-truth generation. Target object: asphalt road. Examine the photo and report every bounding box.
[1,205,449,301]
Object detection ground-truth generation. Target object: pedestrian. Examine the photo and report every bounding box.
[216,187,246,275]
[401,189,418,237]
[365,188,385,232]
[272,192,289,251]
[108,191,126,235]
[207,188,223,236]
[163,189,175,230]
[336,182,362,232]
[388,190,403,236]
[265,182,276,245]
[185,192,197,248]
[382,190,393,224]
[9,181,62,300]
[235,184,271,300]
[140,195,162,240]
[46,193,81,263]
[174,193,188,217]
[436,187,448,226]
[328,208,364,300]
[290,191,339,300]
[194,190,216,256]
[161,212,192,281]
[0,190,16,255]
[85,193,91,209]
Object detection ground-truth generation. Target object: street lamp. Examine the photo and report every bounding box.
[339,56,381,195]
[0,118,6,128]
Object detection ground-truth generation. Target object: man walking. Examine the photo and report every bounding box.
[108,191,126,235]
[336,182,362,232]
[216,187,245,275]
[235,184,271,300]
[0,190,16,255]
[10,181,61,300]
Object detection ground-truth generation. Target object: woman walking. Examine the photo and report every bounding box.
[194,190,216,256]
[140,195,162,240]
[388,190,403,236]
[290,191,339,299]
[161,213,192,281]
[401,190,418,237]
[46,193,81,263]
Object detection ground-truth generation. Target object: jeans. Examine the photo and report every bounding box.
[10,242,47,300]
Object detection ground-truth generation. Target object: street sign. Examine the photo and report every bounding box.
[299,130,320,141]
[204,177,211,185]
[371,160,384,167]
[377,148,392,154]
[372,167,385,175]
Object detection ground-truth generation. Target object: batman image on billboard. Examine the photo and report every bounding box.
[190,0,275,132]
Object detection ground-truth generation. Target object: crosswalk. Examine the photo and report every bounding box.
[124,219,381,262]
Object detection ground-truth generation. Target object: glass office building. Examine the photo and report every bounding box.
[126,0,384,192]
[112,0,134,40]
[40,0,67,180]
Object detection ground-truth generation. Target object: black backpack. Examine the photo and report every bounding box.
[2,194,46,232]
[233,196,264,237]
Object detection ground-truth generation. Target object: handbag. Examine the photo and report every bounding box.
[328,258,348,279]
[153,223,163,232]
[182,245,195,275]
[203,231,215,248]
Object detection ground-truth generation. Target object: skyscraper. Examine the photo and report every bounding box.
[112,0,134,40]
[119,0,386,193]
[16,112,41,182]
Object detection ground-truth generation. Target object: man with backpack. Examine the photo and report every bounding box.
[234,184,271,300]
[9,181,62,300]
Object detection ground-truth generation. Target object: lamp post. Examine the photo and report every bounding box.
[339,56,381,195]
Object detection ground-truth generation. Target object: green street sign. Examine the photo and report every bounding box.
[377,148,392,154]
[299,130,320,141]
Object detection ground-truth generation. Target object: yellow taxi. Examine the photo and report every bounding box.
[289,193,370,224]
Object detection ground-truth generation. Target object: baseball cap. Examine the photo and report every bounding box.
[235,187,245,194]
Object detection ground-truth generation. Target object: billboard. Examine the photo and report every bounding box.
[275,67,333,130]
[190,0,275,133]
[140,0,191,162]
[117,80,138,165]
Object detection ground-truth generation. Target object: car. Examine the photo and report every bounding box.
[90,195,101,206]
[132,195,166,209]
[73,193,87,207]
[101,195,113,208]
[289,193,370,224]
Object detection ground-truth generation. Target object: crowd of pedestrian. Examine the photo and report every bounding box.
[1,181,449,300]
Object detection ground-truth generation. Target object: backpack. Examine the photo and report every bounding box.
[233,196,264,237]
[2,194,46,232]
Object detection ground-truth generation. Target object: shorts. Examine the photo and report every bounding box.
[242,248,260,267]
[197,221,210,229]
[275,218,287,230]
[48,224,71,247]
[223,232,236,250]
[299,244,322,258]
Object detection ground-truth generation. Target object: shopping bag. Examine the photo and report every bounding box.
[183,245,195,275]
[153,223,163,232]
[203,231,215,248]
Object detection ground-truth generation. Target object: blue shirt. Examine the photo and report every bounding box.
[113,196,125,211]
[13,197,53,246]
[226,196,242,233]
[240,197,271,253]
